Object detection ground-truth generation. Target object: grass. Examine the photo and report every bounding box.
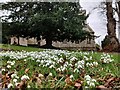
[0,44,42,51]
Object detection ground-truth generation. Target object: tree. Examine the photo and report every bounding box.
[2,2,34,45]
[95,1,119,51]
[92,0,120,51]
[2,2,90,48]
[114,1,120,43]
[102,1,119,51]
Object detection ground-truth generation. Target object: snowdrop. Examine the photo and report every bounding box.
[21,75,30,81]
[2,68,5,71]
[84,75,91,81]
[27,85,31,88]
[89,82,95,87]
[13,78,17,83]
[93,62,98,66]
[49,65,55,68]
[71,57,77,61]
[48,73,53,76]
[10,61,15,65]
[70,75,74,79]
[11,73,17,78]
[100,53,114,63]
[74,68,80,73]
[7,65,11,68]
[84,75,97,88]
[8,83,13,88]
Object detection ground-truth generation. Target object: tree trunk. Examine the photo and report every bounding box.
[37,36,40,47]
[117,1,120,43]
[17,36,20,45]
[45,36,52,47]
[102,1,119,52]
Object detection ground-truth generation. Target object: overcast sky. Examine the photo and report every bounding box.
[0,0,112,46]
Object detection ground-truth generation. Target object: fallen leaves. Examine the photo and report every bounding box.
[96,85,111,90]
[104,77,115,87]
[74,80,83,89]
[25,68,30,73]
[65,76,73,86]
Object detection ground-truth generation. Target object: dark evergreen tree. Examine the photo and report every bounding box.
[2,2,90,48]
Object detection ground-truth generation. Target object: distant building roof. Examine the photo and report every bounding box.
[83,24,94,33]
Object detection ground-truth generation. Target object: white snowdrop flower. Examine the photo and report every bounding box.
[8,83,13,88]
[49,65,54,68]
[70,75,74,79]
[38,74,44,78]
[57,68,61,71]
[91,79,96,82]
[74,68,79,73]
[84,75,91,81]
[2,68,5,71]
[36,59,40,62]
[21,75,30,81]
[61,67,66,71]
[49,73,53,76]
[85,86,89,88]
[69,64,73,67]
[86,62,90,67]
[11,74,17,78]
[10,62,15,66]
[89,63,93,67]
[93,62,98,66]
[90,56,92,60]
[16,76,19,79]
[7,61,11,64]
[12,61,15,64]
[24,59,27,61]
[89,82,95,87]
[86,80,90,85]
[77,65,83,69]
[27,85,31,88]
[7,65,11,68]
[13,78,17,83]
[71,57,77,61]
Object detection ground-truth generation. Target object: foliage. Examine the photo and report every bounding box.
[2,2,90,47]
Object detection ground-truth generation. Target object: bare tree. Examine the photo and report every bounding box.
[102,1,119,51]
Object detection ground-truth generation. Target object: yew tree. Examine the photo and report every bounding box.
[2,2,90,48]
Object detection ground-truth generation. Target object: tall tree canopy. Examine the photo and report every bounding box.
[2,2,90,48]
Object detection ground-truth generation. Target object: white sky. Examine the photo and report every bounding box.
[80,0,107,46]
[1,0,118,46]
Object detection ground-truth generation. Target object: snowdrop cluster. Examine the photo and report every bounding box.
[100,53,114,63]
[84,75,97,88]
[0,50,114,75]
[86,61,98,67]
[21,75,30,81]
[7,61,15,66]
[6,60,15,69]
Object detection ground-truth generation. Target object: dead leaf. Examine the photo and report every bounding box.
[65,77,73,85]
[16,81,27,89]
[74,82,81,89]
[104,77,115,87]
[96,85,111,90]
[36,77,42,86]
[25,68,30,73]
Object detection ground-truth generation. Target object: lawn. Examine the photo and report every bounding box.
[0,44,41,51]
[0,44,120,89]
